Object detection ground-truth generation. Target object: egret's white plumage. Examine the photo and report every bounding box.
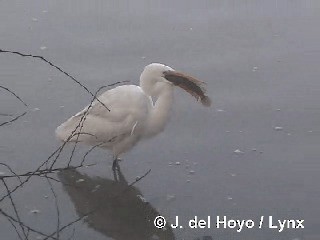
[56,63,210,167]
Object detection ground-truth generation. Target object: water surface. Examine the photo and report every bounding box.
[1,1,320,239]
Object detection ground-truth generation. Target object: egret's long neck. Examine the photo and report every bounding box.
[145,85,173,137]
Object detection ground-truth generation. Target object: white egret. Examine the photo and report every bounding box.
[56,63,211,169]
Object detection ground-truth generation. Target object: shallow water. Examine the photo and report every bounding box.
[1,1,320,239]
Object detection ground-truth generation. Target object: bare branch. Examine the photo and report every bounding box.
[45,176,61,240]
[0,208,57,240]
[0,48,134,240]
[1,179,28,239]
[6,218,24,240]
[0,85,27,106]
[128,169,152,188]
[0,163,22,183]
[0,49,111,111]
[0,111,27,127]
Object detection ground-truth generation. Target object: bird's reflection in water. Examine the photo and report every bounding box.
[58,168,175,240]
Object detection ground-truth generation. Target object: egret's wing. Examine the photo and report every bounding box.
[56,85,151,145]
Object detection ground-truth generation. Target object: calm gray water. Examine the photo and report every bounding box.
[1,1,320,239]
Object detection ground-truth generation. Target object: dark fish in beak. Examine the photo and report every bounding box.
[164,70,211,107]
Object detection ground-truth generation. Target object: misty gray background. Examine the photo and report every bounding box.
[0,1,319,239]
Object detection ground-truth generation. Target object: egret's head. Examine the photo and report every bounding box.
[140,63,174,97]
[140,63,211,107]
[142,63,175,77]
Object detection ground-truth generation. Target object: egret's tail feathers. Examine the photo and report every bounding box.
[55,123,75,142]
[55,117,85,142]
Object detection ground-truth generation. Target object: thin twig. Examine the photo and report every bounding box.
[1,179,28,239]
[0,163,22,183]
[0,49,110,111]
[80,143,104,165]
[6,218,24,240]
[43,211,94,240]
[45,176,60,240]
[0,85,28,106]
[66,85,117,167]
[128,169,152,187]
[0,48,136,240]
[0,163,96,180]
[0,208,57,240]
[0,111,27,127]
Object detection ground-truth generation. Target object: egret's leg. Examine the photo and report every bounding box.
[113,165,119,181]
[112,157,119,171]
[112,161,126,182]
[112,158,117,170]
